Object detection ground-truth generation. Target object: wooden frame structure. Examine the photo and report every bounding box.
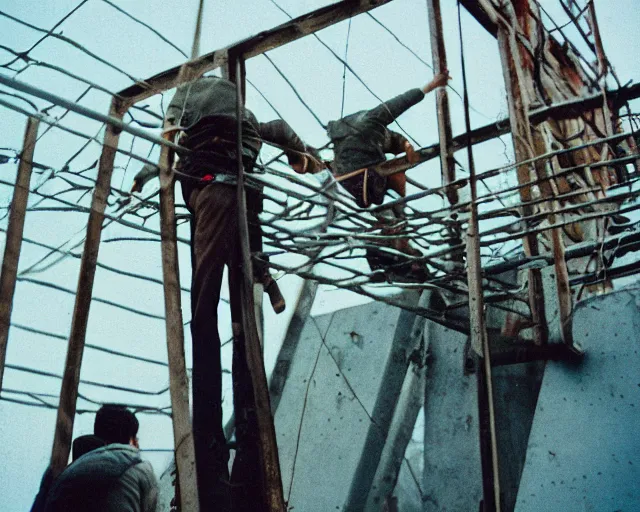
[0,1,637,511]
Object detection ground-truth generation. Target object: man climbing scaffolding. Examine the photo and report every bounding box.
[322,70,450,279]
[131,75,321,512]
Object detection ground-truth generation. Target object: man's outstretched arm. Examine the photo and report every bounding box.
[258,119,323,174]
[369,70,450,125]
[130,128,179,193]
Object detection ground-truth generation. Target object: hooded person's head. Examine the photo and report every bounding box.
[94,404,140,447]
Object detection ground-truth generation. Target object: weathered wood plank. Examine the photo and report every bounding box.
[0,117,39,391]
[497,26,549,346]
[49,99,126,479]
[157,129,200,511]
[233,56,285,511]
[427,0,458,205]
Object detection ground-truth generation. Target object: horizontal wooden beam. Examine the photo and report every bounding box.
[459,0,499,36]
[119,0,394,104]
[376,82,640,177]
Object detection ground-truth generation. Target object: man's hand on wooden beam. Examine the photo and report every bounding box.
[422,69,451,94]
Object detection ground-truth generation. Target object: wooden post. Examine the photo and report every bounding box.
[426,0,463,264]
[464,102,501,512]
[497,25,549,345]
[458,5,501,508]
[497,3,576,345]
[156,16,203,508]
[49,98,127,478]
[233,54,285,511]
[0,117,39,392]
[157,133,200,511]
[426,0,457,206]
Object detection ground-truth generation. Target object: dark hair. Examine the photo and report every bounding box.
[94,404,139,445]
[72,434,106,461]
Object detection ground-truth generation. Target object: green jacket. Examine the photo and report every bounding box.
[134,76,309,189]
[327,88,424,175]
[166,76,307,165]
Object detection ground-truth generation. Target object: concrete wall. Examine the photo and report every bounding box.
[275,294,421,511]
[421,320,483,511]
[516,286,640,511]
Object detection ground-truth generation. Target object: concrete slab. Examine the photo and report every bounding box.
[422,322,483,511]
[275,295,420,511]
[516,286,640,511]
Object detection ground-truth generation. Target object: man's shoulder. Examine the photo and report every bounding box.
[45,445,149,510]
[63,444,142,477]
[82,443,141,459]
[327,111,371,140]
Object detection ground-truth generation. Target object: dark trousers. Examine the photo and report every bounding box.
[182,181,264,512]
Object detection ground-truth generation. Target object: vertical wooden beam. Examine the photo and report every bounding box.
[426,0,463,264]
[498,2,576,345]
[0,117,39,391]
[458,5,501,508]
[158,130,200,512]
[497,24,548,345]
[191,0,206,61]
[548,207,573,344]
[426,0,457,206]
[464,103,501,512]
[158,20,203,508]
[49,98,126,478]
[233,54,285,512]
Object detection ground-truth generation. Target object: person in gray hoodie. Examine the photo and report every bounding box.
[325,71,449,276]
[42,405,158,512]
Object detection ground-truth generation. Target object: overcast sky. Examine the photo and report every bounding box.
[0,1,638,510]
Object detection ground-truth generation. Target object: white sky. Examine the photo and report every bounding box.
[0,1,638,510]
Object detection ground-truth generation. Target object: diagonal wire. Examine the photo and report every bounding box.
[262,53,326,128]
[4,0,89,68]
[265,0,421,146]
[365,11,493,122]
[100,0,188,58]
[0,9,148,86]
[340,18,352,118]
[286,312,336,505]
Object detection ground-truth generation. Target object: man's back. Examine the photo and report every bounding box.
[327,88,425,175]
[166,76,262,157]
[44,444,158,512]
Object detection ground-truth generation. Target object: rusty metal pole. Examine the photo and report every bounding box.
[49,98,127,478]
[458,4,500,509]
[157,130,200,511]
[233,54,285,511]
[0,117,39,392]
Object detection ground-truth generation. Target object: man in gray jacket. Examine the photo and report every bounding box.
[326,71,449,276]
[43,405,158,512]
